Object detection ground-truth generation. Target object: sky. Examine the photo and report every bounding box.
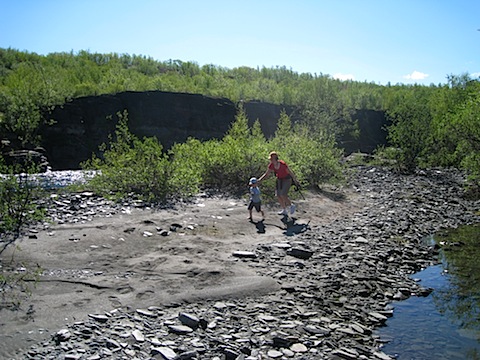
[1,0,479,85]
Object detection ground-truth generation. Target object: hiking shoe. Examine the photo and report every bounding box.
[290,204,296,215]
[277,209,287,215]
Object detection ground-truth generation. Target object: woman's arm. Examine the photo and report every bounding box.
[287,167,299,185]
[258,168,273,183]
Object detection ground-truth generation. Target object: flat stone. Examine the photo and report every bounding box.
[286,248,313,260]
[168,325,193,335]
[136,308,157,317]
[179,312,200,329]
[131,329,145,342]
[87,314,109,323]
[232,251,257,258]
[151,346,177,360]
[267,349,284,358]
[290,343,308,352]
[368,312,388,322]
[271,242,292,249]
[258,314,278,322]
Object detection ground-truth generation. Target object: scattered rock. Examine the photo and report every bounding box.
[53,329,71,344]
[9,166,480,359]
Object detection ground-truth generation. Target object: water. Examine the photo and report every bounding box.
[31,169,98,188]
[1,170,98,189]
[378,224,480,360]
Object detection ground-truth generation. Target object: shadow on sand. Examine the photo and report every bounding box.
[250,219,266,234]
[251,216,310,236]
[280,216,310,236]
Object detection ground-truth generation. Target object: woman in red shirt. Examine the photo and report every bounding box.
[258,151,299,216]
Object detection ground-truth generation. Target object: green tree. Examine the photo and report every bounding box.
[430,76,480,192]
[384,85,433,172]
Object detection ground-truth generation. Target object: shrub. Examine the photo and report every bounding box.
[167,138,204,198]
[0,159,45,308]
[0,261,42,310]
[191,106,270,193]
[268,111,344,188]
[82,111,173,202]
[0,159,46,254]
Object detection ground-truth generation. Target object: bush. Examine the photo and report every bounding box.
[0,158,45,308]
[82,111,172,202]
[195,106,269,192]
[268,111,344,188]
[0,159,46,254]
[1,261,42,310]
[167,138,205,198]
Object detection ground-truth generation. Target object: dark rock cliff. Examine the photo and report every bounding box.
[3,91,388,170]
[339,109,391,154]
[40,91,297,170]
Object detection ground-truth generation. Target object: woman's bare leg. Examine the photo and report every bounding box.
[278,195,291,208]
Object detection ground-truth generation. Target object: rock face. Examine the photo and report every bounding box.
[33,91,387,170]
[340,109,391,154]
[40,91,297,170]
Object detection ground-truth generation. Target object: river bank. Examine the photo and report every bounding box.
[1,165,479,359]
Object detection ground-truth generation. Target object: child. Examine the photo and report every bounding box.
[248,177,265,221]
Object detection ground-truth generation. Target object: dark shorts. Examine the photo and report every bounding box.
[248,201,262,212]
[276,176,292,196]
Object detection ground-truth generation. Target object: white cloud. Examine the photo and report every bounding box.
[471,72,480,79]
[332,73,355,81]
[403,70,429,80]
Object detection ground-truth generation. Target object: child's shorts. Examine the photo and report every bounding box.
[248,201,261,212]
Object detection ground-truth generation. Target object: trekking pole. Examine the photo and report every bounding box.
[294,183,306,200]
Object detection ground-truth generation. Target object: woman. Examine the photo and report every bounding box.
[258,151,299,216]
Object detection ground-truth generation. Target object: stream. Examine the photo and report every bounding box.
[377,224,480,359]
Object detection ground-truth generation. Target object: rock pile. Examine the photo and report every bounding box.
[1,148,50,173]
[20,166,480,359]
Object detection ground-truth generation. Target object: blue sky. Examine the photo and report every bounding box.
[1,0,479,85]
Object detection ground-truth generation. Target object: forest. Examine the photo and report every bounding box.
[0,47,479,201]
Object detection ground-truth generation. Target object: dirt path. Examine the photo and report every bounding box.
[0,188,360,358]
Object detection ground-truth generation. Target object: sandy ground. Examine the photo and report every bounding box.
[0,187,361,358]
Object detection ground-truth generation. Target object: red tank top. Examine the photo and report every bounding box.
[269,160,289,179]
